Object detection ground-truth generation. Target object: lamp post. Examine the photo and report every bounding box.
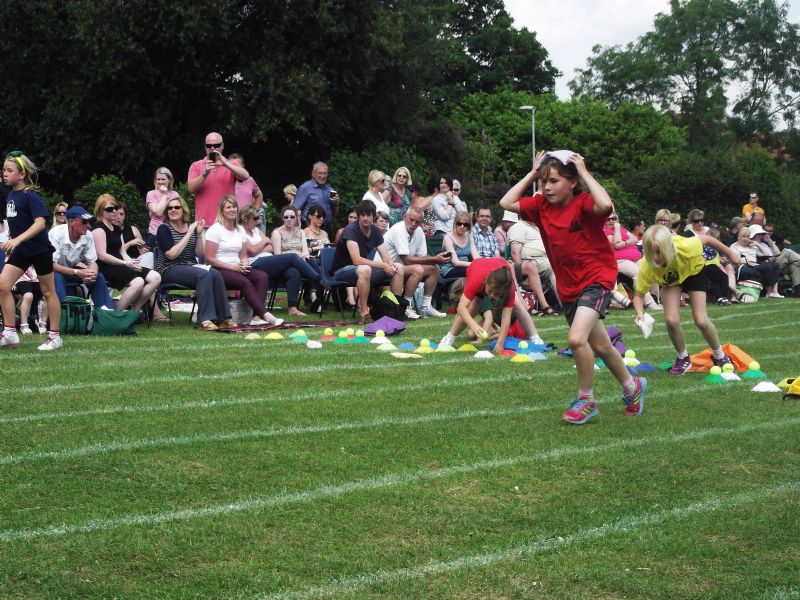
[519,105,536,166]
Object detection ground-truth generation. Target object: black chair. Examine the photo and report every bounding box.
[318,247,355,319]
[155,283,197,324]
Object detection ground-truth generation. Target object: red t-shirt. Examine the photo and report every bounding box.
[463,257,516,308]
[519,193,617,303]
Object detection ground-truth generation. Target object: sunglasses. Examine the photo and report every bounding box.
[453,188,461,192]
[55,211,66,216]
[205,143,222,149]
[607,216,618,221]
[455,221,470,227]
[103,206,119,213]
[283,215,296,220]
[693,219,704,223]
[167,205,182,210]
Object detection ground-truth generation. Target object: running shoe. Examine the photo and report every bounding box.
[668,355,691,375]
[420,305,447,318]
[37,334,63,351]
[712,354,733,368]
[623,377,647,416]
[562,399,598,424]
[0,330,20,349]
[404,306,421,320]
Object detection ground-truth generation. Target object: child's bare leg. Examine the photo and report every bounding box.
[688,289,722,349]
[589,320,630,385]
[0,266,23,328]
[661,286,686,352]
[38,273,61,331]
[568,306,601,392]
[19,292,33,324]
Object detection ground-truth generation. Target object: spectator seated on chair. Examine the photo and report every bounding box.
[730,226,782,297]
[91,193,161,313]
[749,223,800,297]
[204,195,283,327]
[605,211,661,310]
[12,266,43,333]
[156,196,234,331]
[440,211,478,279]
[382,206,448,319]
[240,205,321,317]
[49,206,114,309]
[507,216,559,315]
[330,200,404,323]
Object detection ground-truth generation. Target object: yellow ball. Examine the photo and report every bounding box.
[296,329,306,337]
[345,328,355,336]
[356,329,364,337]
[375,329,385,337]
[722,363,734,373]
[749,361,760,371]
[420,338,430,347]
[518,340,528,349]
[709,366,722,375]
[481,331,489,340]
[338,331,348,338]
[324,328,334,336]
[625,349,636,359]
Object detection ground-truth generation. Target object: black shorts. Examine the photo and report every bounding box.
[678,271,709,293]
[561,283,612,326]
[14,280,42,298]
[5,251,54,276]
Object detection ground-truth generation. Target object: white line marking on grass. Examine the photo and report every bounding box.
[258,480,800,600]
[759,586,800,600]
[8,355,480,395]
[0,373,541,425]
[1,418,796,543]
[0,384,715,464]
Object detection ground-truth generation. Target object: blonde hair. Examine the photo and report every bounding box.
[5,153,39,190]
[654,208,672,223]
[164,196,190,224]
[642,225,676,267]
[215,195,238,225]
[94,193,117,220]
[153,167,174,191]
[367,169,385,189]
[239,204,258,225]
[283,184,297,196]
[392,167,413,186]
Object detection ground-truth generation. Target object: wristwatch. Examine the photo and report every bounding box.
[73,268,78,276]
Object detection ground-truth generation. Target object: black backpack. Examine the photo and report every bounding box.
[369,290,408,321]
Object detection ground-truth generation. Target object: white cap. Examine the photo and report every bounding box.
[749,224,767,238]
[502,210,519,223]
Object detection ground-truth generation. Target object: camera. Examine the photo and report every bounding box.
[208,151,220,162]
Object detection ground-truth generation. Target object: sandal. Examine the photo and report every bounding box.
[359,312,373,324]
[199,320,219,331]
[540,305,559,316]
[218,319,237,329]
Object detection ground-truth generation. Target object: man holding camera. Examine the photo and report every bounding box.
[187,132,250,225]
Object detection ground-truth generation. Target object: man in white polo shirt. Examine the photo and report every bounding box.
[49,206,114,308]
[383,206,449,319]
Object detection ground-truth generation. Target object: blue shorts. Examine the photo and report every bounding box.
[334,265,391,286]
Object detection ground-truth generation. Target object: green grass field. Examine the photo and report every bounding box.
[1,299,798,599]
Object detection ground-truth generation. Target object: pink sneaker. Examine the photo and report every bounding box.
[562,399,598,425]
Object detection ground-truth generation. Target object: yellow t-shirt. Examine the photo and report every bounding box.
[741,203,765,219]
[637,235,705,292]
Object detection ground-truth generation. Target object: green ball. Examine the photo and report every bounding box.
[338,331,348,338]
[420,338,430,347]
[481,331,488,340]
[355,329,364,337]
[749,361,760,371]
[710,366,722,375]
[722,363,734,373]
[625,349,636,359]
[518,340,528,349]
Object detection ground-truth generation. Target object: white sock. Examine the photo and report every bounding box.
[712,347,725,360]
[422,295,433,308]
[677,349,689,359]
[530,334,544,345]
[404,296,414,307]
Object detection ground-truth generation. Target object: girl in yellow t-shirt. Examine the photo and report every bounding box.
[633,225,742,375]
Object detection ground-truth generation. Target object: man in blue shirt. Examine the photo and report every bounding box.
[292,162,339,230]
[472,206,500,258]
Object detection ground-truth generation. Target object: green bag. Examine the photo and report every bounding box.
[60,296,93,335]
[91,308,139,336]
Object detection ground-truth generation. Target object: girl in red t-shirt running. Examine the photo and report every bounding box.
[500,151,646,425]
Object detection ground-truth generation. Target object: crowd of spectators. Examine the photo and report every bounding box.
[2,133,796,338]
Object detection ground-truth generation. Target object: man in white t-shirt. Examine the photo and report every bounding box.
[49,206,114,308]
[507,218,557,295]
[383,206,449,318]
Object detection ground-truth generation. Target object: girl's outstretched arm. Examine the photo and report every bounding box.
[570,154,612,215]
[699,234,741,267]
[499,151,545,213]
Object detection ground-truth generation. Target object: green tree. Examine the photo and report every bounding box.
[74,175,146,230]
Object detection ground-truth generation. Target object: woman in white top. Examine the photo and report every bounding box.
[240,205,321,316]
[205,196,283,326]
[362,169,391,216]
[431,174,466,235]
[730,226,782,297]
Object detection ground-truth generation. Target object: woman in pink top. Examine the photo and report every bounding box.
[603,212,661,309]
[145,167,181,250]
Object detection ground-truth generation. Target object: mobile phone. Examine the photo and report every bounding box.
[442,251,452,258]
[208,151,220,162]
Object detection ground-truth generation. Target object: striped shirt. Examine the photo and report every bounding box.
[155,223,198,274]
